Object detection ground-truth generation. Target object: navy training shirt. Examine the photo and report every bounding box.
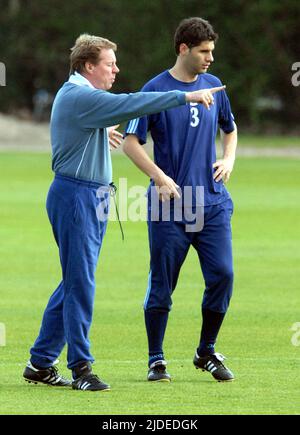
[125,70,235,206]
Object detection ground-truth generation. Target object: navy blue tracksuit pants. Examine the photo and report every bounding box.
[144,198,234,313]
[30,174,109,369]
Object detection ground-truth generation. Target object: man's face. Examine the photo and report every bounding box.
[183,40,215,75]
[87,48,120,90]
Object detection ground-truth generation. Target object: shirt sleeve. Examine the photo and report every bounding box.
[75,87,186,129]
[124,82,157,145]
[125,115,149,144]
[218,90,235,133]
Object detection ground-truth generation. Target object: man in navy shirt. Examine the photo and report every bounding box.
[124,17,238,382]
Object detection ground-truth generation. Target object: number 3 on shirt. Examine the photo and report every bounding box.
[190,103,199,127]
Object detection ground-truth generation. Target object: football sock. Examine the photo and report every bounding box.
[197,308,226,357]
[144,309,169,366]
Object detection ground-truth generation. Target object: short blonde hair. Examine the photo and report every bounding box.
[70,33,117,75]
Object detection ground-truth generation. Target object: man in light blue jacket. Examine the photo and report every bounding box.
[23,33,225,391]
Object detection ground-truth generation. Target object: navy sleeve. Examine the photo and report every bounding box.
[125,116,148,144]
[218,90,235,133]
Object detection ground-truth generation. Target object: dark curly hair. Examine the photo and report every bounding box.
[174,17,218,55]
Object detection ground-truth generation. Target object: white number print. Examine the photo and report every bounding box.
[190,103,199,127]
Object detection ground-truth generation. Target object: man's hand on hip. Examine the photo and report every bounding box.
[213,157,235,183]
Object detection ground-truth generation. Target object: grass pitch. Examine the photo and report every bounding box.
[0,150,299,415]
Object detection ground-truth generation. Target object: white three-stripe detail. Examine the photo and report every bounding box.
[126,118,139,134]
[205,362,217,373]
[81,381,90,390]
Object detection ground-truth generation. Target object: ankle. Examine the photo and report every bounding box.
[148,353,165,368]
[197,343,215,357]
[72,361,92,380]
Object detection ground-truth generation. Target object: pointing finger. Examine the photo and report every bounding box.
[210,85,226,94]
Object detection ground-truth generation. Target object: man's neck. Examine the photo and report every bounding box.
[81,72,96,88]
[169,62,198,83]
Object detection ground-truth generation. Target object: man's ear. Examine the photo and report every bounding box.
[84,62,94,74]
[179,43,190,55]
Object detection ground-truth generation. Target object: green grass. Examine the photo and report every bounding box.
[0,151,299,415]
[236,134,300,148]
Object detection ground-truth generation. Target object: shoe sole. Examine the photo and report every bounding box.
[72,387,111,391]
[148,378,171,383]
[217,379,234,383]
[194,367,234,382]
[24,378,39,385]
[24,378,72,387]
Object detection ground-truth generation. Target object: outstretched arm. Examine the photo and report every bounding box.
[78,86,226,129]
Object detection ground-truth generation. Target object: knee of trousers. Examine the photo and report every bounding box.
[144,306,171,316]
[203,269,234,313]
[214,268,234,297]
[143,290,172,312]
[220,267,234,286]
[219,268,234,299]
[207,263,234,287]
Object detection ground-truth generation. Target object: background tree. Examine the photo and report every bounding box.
[0,0,299,132]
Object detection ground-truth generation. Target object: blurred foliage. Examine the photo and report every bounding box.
[0,0,300,132]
